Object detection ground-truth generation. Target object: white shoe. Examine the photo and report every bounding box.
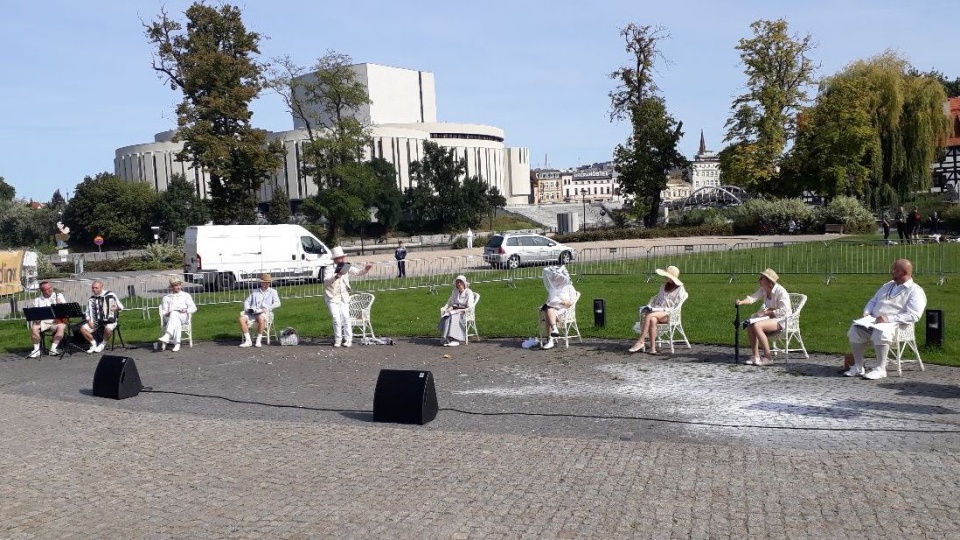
[343,341,352,348]
[94,342,106,353]
[843,365,865,377]
[446,341,459,347]
[254,340,262,348]
[239,340,253,348]
[27,349,42,359]
[863,367,887,380]
[172,343,181,352]
[86,343,98,354]
[542,338,555,350]
[334,341,342,348]
[158,333,170,344]
[48,347,59,356]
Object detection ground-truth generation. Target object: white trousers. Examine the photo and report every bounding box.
[163,313,188,344]
[326,299,351,344]
[847,324,893,369]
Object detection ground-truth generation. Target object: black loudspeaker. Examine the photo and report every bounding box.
[373,369,438,425]
[593,298,606,328]
[926,309,944,347]
[92,355,143,400]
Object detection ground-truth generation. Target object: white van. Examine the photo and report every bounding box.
[183,225,334,290]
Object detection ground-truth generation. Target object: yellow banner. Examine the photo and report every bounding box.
[0,250,25,295]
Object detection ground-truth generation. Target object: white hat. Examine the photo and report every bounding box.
[331,246,345,258]
[655,265,683,286]
[760,268,779,283]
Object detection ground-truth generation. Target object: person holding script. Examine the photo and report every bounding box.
[734,268,792,366]
[323,246,373,347]
[845,259,927,380]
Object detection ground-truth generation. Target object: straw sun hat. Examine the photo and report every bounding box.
[654,265,683,286]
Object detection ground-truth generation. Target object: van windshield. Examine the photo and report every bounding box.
[301,236,327,255]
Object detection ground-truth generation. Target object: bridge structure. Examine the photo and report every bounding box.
[667,185,752,213]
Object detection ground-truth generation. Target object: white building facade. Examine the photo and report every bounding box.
[564,162,618,202]
[688,130,721,191]
[115,63,531,207]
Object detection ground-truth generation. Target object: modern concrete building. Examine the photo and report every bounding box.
[115,63,531,208]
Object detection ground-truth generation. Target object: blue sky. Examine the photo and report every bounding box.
[1,0,955,202]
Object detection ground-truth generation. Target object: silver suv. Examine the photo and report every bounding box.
[482,233,576,269]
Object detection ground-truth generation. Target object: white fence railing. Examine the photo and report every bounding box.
[3,240,956,322]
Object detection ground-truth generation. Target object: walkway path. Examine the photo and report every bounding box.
[2,337,958,538]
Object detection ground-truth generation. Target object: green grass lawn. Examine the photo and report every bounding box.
[4,272,955,366]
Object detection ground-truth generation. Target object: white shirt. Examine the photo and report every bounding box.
[744,283,792,322]
[243,287,281,313]
[324,264,365,303]
[34,291,66,308]
[161,291,197,320]
[864,278,926,325]
[648,284,688,310]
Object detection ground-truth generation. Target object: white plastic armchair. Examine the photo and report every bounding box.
[158,305,193,349]
[654,292,691,354]
[539,291,582,348]
[771,293,808,362]
[464,291,480,343]
[349,292,376,343]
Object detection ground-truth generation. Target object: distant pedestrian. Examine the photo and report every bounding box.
[895,206,907,240]
[929,212,941,235]
[787,219,797,234]
[881,217,890,240]
[395,240,407,278]
[909,208,921,242]
[466,228,474,249]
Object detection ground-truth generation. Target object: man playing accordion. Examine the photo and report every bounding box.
[79,280,124,353]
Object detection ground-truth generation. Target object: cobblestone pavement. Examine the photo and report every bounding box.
[2,338,960,539]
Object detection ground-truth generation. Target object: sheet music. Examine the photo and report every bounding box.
[853,315,896,332]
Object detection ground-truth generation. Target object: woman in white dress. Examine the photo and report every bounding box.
[438,275,474,346]
[629,265,687,354]
[540,265,577,350]
[734,268,793,366]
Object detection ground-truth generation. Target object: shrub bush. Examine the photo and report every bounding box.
[811,196,876,234]
[942,205,960,234]
[729,198,813,235]
[553,223,733,244]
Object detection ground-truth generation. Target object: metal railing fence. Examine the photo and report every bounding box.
[3,240,956,323]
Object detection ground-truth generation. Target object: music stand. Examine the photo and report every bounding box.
[23,306,65,359]
[733,304,741,364]
[54,303,87,357]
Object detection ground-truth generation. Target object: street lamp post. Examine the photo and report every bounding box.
[580,188,588,231]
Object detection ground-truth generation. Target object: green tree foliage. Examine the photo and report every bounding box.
[266,52,373,239]
[146,3,283,225]
[266,186,291,224]
[0,200,59,248]
[0,176,14,201]
[61,173,160,249]
[608,24,687,227]
[154,174,209,236]
[367,158,403,233]
[783,53,949,209]
[48,189,67,211]
[912,68,960,98]
[723,19,817,193]
[403,142,505,232]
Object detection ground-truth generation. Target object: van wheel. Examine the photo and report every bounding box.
[218,272,236,290]
[506,255,521,270]
[559,251,573,265]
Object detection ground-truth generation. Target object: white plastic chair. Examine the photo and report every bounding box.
[654,291,691,354]
[464,291,480,343]
[158,305,193,349]
[539,291,582,348]
[771,293,808,362]
[246,311,278,345]
[349,292,376,343]
[891,322,924,376]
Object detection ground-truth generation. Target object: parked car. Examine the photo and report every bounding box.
[482,233,576,269]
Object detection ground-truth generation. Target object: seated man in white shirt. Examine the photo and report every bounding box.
[845,258,927,380]
[157,277,197,352]
[28,281,68,358]
[238,273,281,347]
[79,280,125,353]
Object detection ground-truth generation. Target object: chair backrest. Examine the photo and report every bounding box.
[783,293,807,332]
[349,293,375,323]
[466,292,480,320]
[559,291,581,323]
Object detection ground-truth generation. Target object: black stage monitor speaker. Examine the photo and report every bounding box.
[373,369,438,425]
[92,355,143,400]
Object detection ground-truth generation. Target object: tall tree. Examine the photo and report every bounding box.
[266,186,291,224]
[723,19,817,193]
[911,68,960,98]
[0,176,14,201]
[146,3,283,225]
[48,189,67,211]
[367,158,403,233]
[609,24,687,227]
[154,173,210,236]
[266,52,374,239]
[62,173,160,249]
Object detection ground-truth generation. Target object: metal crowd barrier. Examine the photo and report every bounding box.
[3,240,958,323]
